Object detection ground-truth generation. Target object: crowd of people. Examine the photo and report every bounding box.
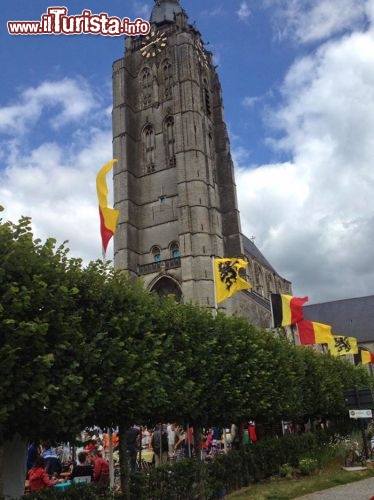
[26,441,109,493]
[24,422,258,493]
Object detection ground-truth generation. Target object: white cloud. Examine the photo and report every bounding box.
[266,0,368,43]
[0,78,112,263]
[0,78,98,134]
[242,96,261,108]
[237,1,251,22]
[236,24,374,302]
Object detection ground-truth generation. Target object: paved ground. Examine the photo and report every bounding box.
[295,476,374,499]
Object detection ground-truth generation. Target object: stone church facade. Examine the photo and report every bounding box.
[112,0,291,328]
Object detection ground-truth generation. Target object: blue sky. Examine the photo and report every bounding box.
[1,0,374,303]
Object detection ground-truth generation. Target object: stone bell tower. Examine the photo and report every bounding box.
[112,0,244,309]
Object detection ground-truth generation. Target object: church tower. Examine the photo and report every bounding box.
[112,0,291,321]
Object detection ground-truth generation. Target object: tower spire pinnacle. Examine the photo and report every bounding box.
[150,0,184,25]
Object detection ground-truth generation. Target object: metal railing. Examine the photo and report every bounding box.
[138,256,181,275]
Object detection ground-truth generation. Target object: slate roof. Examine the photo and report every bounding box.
[304,295,374,343]
[242,234,277,274]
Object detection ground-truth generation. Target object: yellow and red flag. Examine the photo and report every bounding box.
[360,350,374,364]
[96,159,119,255]
[297,320,333,345]
[270,294,308,327]
[213,257,251,303]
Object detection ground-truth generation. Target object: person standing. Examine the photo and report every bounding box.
[167,423,176,457]
[26,442,39,474]
[41,442,62,477]
[151,423,168,467]
[125,425,140,473]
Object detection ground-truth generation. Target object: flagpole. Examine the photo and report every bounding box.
[293,322,299,346]
[269,294,275,329]
[211,255,218,317]
[107,427,114,488]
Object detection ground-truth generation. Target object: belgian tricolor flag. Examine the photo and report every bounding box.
[359,350,374,365]
[296,319,333,345]
[271,293,308,328]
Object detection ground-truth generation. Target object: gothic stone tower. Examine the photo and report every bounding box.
[112,0,291,322]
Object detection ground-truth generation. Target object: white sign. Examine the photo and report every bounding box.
[349,409,373,419]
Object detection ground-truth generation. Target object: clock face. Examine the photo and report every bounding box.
[140,30,167,58]
[195,40,208,67]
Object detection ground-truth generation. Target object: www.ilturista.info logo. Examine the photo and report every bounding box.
[7,7,151,36]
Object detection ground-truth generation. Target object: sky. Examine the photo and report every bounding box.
[1,0,373,304]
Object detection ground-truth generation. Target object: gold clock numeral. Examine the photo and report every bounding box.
[140,30,167,58]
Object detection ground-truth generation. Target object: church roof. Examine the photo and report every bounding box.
[150,0,184,25]
[304,295,374,343]
[242,234,277,274]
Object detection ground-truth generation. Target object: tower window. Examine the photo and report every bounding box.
[164,116,176,168]
[143,124,155,173]
[141,68,152,107]
[151,245,161,262]
[163,61,173,100]
[169,241,180,258]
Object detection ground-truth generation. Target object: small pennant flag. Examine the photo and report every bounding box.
[96,159,119,255]
[329,336,358,356]
[214,257,251,303]
[297,320,333,345]
[270,294,308,327]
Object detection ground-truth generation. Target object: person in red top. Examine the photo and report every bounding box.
[249,421,257,442]
[28,457,59,492]
[90,449,109,487]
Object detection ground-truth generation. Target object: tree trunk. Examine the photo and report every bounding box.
[0,434,28,499]
[118,422,130,499]
[193,424,201,461]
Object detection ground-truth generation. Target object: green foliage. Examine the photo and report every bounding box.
[279,463,294,478]
[298,457,318,475]
[0,212,373,456]
[0,216,87,441]
[24,483,120,500]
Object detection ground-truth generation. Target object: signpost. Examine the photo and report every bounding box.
[349,409,373,419]
[344,387,374,459]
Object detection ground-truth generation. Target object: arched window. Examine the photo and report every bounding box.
[142,68,152,107]
[266,273,275,297]
[143,124,155,173]
[164,116,175,168]
[169,241,180,258]
[150,276,182,302]
[151,245,161,262]
[254,264,265,295]
[163,61,173,100]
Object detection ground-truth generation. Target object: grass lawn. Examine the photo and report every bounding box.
[227,457,374,499]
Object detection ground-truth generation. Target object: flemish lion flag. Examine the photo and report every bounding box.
[329,336,358,356]
[96,159,119,255]
[360,350,374,365]
[296,320,333,345]
[270,294,308,327]
[214,257,251,303]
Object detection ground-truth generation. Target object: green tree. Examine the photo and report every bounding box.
[0,215,89,441]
